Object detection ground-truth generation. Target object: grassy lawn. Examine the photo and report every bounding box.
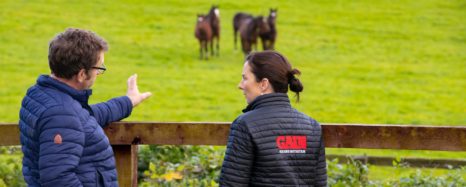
[1,0,465,183]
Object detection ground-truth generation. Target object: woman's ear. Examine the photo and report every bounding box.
[260,78,270,92]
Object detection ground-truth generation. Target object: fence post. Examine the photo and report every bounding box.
[113,145,138,187]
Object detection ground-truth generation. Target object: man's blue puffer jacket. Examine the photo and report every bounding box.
[19,75,132,186]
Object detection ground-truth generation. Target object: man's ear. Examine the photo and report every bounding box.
[77,69,86,83]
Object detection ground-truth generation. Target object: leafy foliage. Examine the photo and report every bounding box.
[0,147,25,187]
[390,168,466,187]
[138,145,224,186]
[328,158,369,186]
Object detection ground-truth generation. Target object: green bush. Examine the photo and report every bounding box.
[138,145,224,187]
[327,158,370,186]
[0,146,26,187]
[0,146,21,155]
[388,167,466,187]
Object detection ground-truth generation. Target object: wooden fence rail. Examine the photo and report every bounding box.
[1,122,465,186]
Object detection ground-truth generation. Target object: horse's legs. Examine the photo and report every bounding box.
[204,41,207,60]
[204,41,209,60]
[234,31,237,50]
[199,40,203,60]
[210,39,214,56]
[246,42,252,55]
[242,40,251,56]
[261,39,267,50]
[241,39,246,55]
[216,36,219,56]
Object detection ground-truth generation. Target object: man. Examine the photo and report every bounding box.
[19,28,152,186]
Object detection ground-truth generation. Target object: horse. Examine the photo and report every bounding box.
[260,8,278,50]
[233,12,253,50]
[236,15,270,55]
[205,5,220,56]
[194,14,212,60]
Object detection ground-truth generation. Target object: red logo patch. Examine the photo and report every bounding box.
[276,136,307,153]
[54,134,62,144]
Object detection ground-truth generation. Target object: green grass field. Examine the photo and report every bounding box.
[1,0,465,183]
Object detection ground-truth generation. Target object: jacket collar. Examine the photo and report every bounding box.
[242,93,291,113]
[37,74,92,105]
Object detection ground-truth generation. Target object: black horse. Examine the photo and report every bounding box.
[259,8,277,50]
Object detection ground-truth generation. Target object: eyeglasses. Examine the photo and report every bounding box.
[92,64,106,75]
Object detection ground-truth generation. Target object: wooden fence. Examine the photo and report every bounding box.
[1,122,465,186]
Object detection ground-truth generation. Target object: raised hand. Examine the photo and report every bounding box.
[126,74,152,107]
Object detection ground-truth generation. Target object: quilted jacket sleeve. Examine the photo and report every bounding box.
[91,96,133,128]
[315,129,327,186]
[37,106,85,187]
[219,118,254,187]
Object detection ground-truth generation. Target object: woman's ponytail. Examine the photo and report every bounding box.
[288,68,303,101]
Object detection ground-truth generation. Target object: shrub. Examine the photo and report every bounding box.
[327,157,370,186]
[388,167,466,187]
[0,146,26,187]
[138,145,224,187]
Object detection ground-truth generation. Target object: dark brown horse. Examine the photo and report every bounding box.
[260,8,278,50]
[194,14,212,60]
[233,13,270,55]
[205,5,220,56]
[233,12,253,50]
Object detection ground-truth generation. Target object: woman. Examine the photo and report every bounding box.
[219,51,327,186]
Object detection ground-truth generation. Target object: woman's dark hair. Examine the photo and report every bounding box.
[246,50,304,101]
[48,28,108,79]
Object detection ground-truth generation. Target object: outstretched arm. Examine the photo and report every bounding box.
[91,74,151,127]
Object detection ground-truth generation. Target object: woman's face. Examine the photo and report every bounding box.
[238,62,262,104]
